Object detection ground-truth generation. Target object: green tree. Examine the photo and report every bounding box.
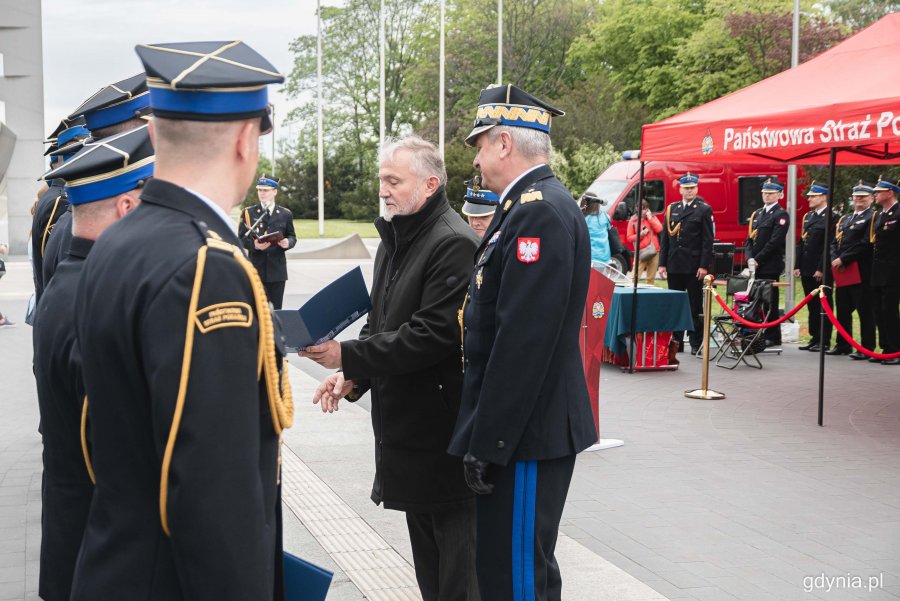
[826,0,899,31]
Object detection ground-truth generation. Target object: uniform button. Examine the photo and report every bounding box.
[437,384,443,390]
[497,440,505,449]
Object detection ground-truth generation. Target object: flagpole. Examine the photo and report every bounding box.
[378,0,386,216]
[497,0,503,84]
[270,104,276,178]
[785,0,800,310]
[317,0,325,236]
[439,0,445,158]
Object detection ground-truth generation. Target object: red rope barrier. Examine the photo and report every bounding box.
[712,289,816,329]
[820,295,900,360]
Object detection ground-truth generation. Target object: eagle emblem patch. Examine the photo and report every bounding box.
[779,218,787,226]
[517,238,540,263]
[592,299,605,319]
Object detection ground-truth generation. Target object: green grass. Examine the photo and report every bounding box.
[292,219,378,239]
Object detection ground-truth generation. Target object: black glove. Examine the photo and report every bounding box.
[463,453,494,495]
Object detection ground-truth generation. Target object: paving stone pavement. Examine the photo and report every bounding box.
[3,255,900,600]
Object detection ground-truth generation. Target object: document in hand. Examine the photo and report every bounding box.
[274,266,372,351]
[283,551,333,601]
[256,230,285,244]
[832,261,861,287]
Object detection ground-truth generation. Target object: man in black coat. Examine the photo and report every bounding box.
[870,175,900,365]
[446,84,596,601]
[70,41,291,601]
[658,173,715,354]
[304,135,479,601]
[746,178,790,346]
[33,125,150,601]
[238,175,297,309]
[828,183,877,358]
[793,182,836,352]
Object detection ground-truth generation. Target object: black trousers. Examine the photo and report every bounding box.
[263,281,286,310]
[834,282,876,351]
[406,503,479,601]
[873,282,900,354]
[801,275,832,347]
[475,454,576,601]
[757,274,782,344]
[667,272,702,348]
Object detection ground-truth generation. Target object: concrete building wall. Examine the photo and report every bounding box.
[0,0,46,254]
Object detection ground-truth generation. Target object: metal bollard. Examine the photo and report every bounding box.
[685,275,726,400]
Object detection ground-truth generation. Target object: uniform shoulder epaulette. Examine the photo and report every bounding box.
[519,189,544,205]
[190,219,241,255]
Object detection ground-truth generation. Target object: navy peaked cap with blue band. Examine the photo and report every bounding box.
[462,176,499,216]
[44,121,90,157]
[465,84,564,146]
[761,177,784,192]
[46,115,85,144]
[135,40,283,133]
[851,180,875,196]
[70,73,152,132]
[678,172,699,187]
[873,175,900,193]
[257,174,280,189]
[43,125,155,205]
[805,181,828,196]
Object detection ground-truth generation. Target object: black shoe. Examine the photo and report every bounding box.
[690,347,701,356]
[825,347,851,355]
[798,342,816,351]
[807,345,822,352]
[764,340,781,348]
[868,356,882,363]
[849,351,867,360]
[883,358,900,365]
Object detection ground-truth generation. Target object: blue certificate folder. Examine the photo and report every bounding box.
[274,266,371,351]
[284,551,333,601]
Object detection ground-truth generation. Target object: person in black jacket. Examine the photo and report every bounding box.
[447,84,596,601]
[304,135,479,601]
[828,183,877,358]
[238,175,297,309]
[746,178,790,347]
[870,175,900,365]
[70,41,290,601]
[33,125,150,601]
[793,182,836,352]
[658,173,715,355]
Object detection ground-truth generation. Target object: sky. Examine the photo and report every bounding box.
[41,0,338,148]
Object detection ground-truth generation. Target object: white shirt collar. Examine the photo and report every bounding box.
[184,187,236,233]
[815,207,826,215]
[763,203,777,213]
[500,163,545,203]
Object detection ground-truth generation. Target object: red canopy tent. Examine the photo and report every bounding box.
[641,13,900,165]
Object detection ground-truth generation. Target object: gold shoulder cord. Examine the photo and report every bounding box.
[243,208,251,228]
[159,241,294,536]
[40,196,62,256]
[747,210,758,240]
[801,212,810,242]
[458,292,469,373]
[665,204,681,238]
[869,212,878,244]
[835,215,846,245]
[81,396,96,485]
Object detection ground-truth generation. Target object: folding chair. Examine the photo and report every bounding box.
[698,275,750,359]
[713,278,771,369]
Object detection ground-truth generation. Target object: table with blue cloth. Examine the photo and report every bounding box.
[604,286,694,356]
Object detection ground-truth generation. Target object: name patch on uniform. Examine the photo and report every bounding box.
[194,302,253,334]
[517,237,541,263]
[520,190,543,204]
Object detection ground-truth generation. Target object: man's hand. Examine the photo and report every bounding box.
[254,240,272,251]
[696,267,708,280]
[658,266,667,278]
[831,257,843,270]
[299,339,342,369]
[312,373,354,413]
[463,453,494,495]
[793,269,801,278]
[813,270,824,282]
[278,238,290,249]
[747,258,758,270]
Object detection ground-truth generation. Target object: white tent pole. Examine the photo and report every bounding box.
[317,0,325,236]
[785,0,801,311]
[439,0,445,158]
[497,0,502,84]
[379,0,386,216]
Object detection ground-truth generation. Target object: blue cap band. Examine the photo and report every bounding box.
[679,174,699,185]
[762,181,783,192]
[149,86,268,117]
[65,161,154,205]
[257,177,279,189]
[57,125,90,146]
[807,184,828,195]
[84,94,151,131]
[465,188,500,203]
[874,179,900,193]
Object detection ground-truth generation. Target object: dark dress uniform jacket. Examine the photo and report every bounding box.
[238,203,297,282]
[658,198,714,274]
[871,202,900,287]
[42,208,74,287]
[341,188,477,513]
[31,180,69,303]
[830,207,875,282]
[32,237,95,601]
[795,209,835,276]
[448,165,597,466]
[72,179,284,601]
[746,204,790,276]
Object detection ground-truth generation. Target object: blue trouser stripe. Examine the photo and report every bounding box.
[512,460,538,601]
